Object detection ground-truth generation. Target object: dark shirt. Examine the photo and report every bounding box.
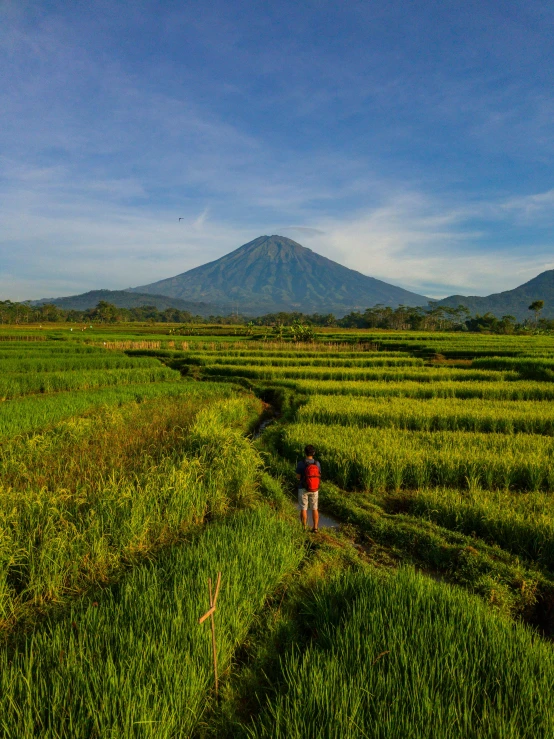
[296,458,321,490]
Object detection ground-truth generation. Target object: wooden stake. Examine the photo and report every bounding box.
[208,577,218,696]
[199,571,222,698]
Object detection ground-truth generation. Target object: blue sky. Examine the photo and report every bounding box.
[2,0,554,300]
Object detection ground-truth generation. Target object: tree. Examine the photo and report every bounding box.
[289,321,315,342]
[272,323,285,340]
[38,303,63,322]
[447,305,470,328]
[465,312,499,333]
[93,301,118,323]
[498,315,517,334]
[529,300,544,324]
[406,307,426,330]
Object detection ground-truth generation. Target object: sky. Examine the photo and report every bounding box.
[2,0,554,301]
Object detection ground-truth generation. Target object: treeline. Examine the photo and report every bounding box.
[0,300,224,325]
[252,304,553,334]
[1,299,552,334]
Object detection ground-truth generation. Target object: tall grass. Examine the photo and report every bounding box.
[472,356,554,380]
[245,568,554,738]
[0,393,262,631]
[313,483,547,615]
[99,340,162,349]
[0,380,235,439]
[404,486,554,571]
[298,394,554,434]
[202,364,510,383]
[0,509,304,738]
[473,356,554,369]
[0,354,162,373]
[282,422,554,491]
[3,327,554,736]
[184,349,406,358]
[0,366,179,399]
[189,355,423,368]
[0,336,46,342]
[0,345,106,356]
[280,378,554,400]
[356,334,554,358]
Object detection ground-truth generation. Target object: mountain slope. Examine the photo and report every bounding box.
[131,235,429,314]
[436,270,554,320]
[33,290,220,316]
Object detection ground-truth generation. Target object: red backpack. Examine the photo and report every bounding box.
[304,461,321,492]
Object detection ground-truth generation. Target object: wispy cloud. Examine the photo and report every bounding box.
[2,3,554,302]
[500,189,554,218]
[3,177,553,301]
[307,191,554,298]
[0,217,254,300]
[192,207,210,230]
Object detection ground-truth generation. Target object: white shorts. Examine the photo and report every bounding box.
[298,489,319,511]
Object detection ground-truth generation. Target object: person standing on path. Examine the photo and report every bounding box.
[296,445,321,532]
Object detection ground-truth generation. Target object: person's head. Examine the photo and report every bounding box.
[304,444,316,458]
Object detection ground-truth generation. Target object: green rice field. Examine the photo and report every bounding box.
[1,327,554,737]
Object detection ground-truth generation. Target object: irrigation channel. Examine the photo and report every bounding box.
[253,412,340,530]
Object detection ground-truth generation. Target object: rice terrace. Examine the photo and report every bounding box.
[0,321,553,738]
[5,0,554,734]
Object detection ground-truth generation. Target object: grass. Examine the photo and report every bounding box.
[177,349,408,358]
[298,394,554,434]
[316,482,554,615]
[185,355,424,368]
[257,445,553,618]
[398,486,554,571]
[0,345,105,356]
[0,354,162,373]
[0,509,304,738]
[472,356,554,380]
[200,363,512,383]
[0,366,179,399]
[0,380,235,439]
[0,392,262,633]
[473,358,554,371]
[282,421,554,492]
[3,328,554,736]
[273,378,554,399]
[243,567,554,738]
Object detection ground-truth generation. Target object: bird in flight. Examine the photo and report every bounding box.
[178,217,184,221]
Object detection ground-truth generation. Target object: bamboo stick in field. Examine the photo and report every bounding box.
[199,571,222,697]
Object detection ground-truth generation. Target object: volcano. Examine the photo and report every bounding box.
[130,235,429,315]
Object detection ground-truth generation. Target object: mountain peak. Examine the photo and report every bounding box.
[131,234,429,315]
[436,268,554,320]
[234,235,312,259]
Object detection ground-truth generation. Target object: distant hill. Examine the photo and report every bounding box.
[436,270,554,320]
[131,235,429,315]
[34,239,551,321]
[33,290,220,316]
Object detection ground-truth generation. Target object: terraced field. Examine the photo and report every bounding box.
[165,333,554,736]
[1,330,554,737]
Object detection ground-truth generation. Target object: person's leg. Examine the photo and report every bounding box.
[312,509,319,532]
[308,492,319,532]
[298,490,308,530]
